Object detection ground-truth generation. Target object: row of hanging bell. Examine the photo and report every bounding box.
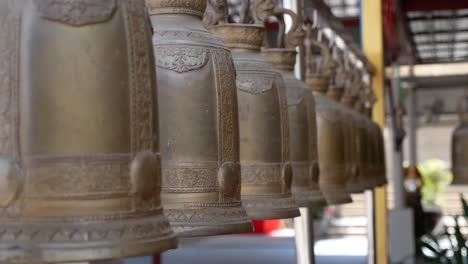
[341,64,376,193]
[260,8,327,208]
[147,0,253,237]
[0,0,178,263]
[0,0,385,261]
[208,0,301,220]
[364,85,387,188]
[305,26,353,205]
[304,25,387,200]
[452,91,468,184]
[0,1,309,262]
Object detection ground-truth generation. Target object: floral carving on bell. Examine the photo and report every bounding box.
[237,76,274,94]
[210,22,300,220]
[34,0,117,26]
[0,0,177,262]
[260,7,327,208]
[155,47,210,73]
[149,0,252,236]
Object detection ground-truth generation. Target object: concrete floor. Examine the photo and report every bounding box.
[124,235,368,264]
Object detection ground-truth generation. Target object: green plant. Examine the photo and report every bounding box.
[419,195,468,263]
[418,159,453,207]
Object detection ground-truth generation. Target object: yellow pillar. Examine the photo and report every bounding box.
[362,0,388,264]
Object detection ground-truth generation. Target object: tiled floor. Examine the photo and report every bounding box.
[124,235,368,264]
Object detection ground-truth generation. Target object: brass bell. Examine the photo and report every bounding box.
[342,67,365,193]
[452,91,468,184]
[364,85,387,187]
[305,27,352,205]
[261,8,327,208]
[375,122,387,186]
[148,0,253,236]
[329,50,362,194]
[354,88,373,190]
[0,0,177,262]
[365,116,379,188]
[372,120,387,187]
[209,2,300,220]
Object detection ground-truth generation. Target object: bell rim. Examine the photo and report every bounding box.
[0,232,178,263]
[347,183,366,194]
[293,192,329,208]
[171,221,254,237]
[245,207,301,220]
[242,195,301,220]
[46,235,177,263]
[321,191,353,205]
[164,206,253,237]
[0,213,177,263]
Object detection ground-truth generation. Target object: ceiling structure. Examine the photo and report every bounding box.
[324,0,360,18]
[323,0,360,43]
[322,0,468,65]
[402,0,468,64]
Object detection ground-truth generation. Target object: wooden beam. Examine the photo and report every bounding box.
[362,1,389,264]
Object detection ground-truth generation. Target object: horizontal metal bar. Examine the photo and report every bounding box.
[413,28,468,35]
[419,56,468,63]
[408,13,468,21]
[415,39,468,45]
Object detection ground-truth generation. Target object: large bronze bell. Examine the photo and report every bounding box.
[342,67,365,193]
[372,120,387,187]
[305,28,352,205]
[354,88,373,190]
[360,87,379,189]
[365,112,379,188]
[261,8,327,208]
[209,2,300,220]
[365,85,387,187]
[452,92,468,184]
[0,0,177,262]
[374,115,387,187]
[328,51,361,194]
[147,0,252,236]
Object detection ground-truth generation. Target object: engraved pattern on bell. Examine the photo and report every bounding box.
[262,49,327,208]
[34,0,117,26]
[0,0,177,262]
[149,0,252,236]
[211,24,300,220]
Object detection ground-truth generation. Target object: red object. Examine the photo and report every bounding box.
[153,254,161,264]
[252,220,282,234]
[383,0,399,57]
[404,0,468,12]
[265,21,280,31]
[341,18,359,27]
